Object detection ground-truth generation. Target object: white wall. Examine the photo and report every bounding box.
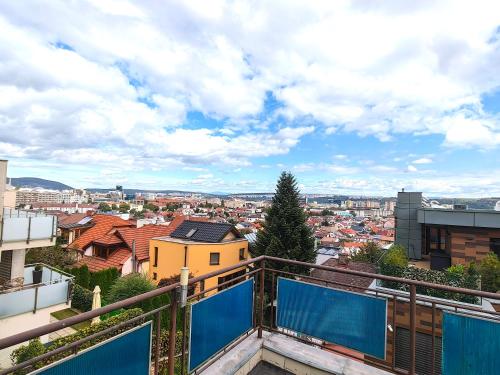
[10,249,26,280]
[121,256,133,276]
[0,302,69,368]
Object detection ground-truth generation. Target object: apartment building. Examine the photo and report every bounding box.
[0,160,71,367]
[149,220,248,292]
[395,191,500,269]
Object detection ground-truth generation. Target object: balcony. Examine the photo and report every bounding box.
[0,264,73,319]
[0,208,57,249]
[0,256,498,375]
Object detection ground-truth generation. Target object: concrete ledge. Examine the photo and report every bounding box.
[263,333,391,375]
[202,332,265,375]
[202,331,392,375]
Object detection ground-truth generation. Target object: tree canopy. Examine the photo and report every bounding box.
[252,172,316,276]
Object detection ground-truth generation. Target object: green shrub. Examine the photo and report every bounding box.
[10,339,46,373]
[11,309,144,373]
[67,266,120,296]
[107,273,156,312]
[479,253,500,292]
[351,242,383,263]
[380,263,480,304]
[381,244,408,267]
[71,284,93,312]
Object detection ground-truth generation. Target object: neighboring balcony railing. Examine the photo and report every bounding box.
[0,256,498,375]
[0,208,57,246]
[0,264,74,319]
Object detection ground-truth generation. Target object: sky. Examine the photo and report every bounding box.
[0,1,500,197]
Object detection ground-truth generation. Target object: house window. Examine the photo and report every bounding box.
[153,272,157,280]
[239,248,246,261]
[94,246,108,259]
[210,252,220,265]
[153,247,158,267]
[490,238,500,257]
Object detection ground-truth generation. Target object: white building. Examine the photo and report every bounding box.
[0,160,72,367]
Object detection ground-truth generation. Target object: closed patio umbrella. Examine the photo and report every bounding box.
[91,285,101,325]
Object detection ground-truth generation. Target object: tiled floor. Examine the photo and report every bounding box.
[248,362,293,375]
[48,315,77,341]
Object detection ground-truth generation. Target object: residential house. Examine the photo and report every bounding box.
[150,220,249,292]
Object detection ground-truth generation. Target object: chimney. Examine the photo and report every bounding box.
[0,160,7,216]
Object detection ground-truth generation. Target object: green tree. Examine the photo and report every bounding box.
[111,203,118,210]
[98,202,111,212]
[143,203,159,212]
[381,244,408,267]
[25,244,76,269]
[479,253,500,292]
[252,172,316,277]
[107,273,156,311]
[351,241,383,263]
[118,203,130,213]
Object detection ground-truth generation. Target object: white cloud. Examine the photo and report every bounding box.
[0,0,500,190]
[413,158,433,164]
[407,165,418,172]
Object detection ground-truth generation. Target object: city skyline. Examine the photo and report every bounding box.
[1,1,500,196]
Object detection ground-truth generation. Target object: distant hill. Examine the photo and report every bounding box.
[86,188,224,197]
[9,177,73,190]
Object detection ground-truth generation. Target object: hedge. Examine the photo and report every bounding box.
[380,263,481,304]
[11,308,144,373]
[71,284,93,312]
[66,266,120,296]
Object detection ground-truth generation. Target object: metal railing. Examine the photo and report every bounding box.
[0,264,74,318]
[0,255,498,375]
[0,208,57,246]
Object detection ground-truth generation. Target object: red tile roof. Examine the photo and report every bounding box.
[116,225,173,261]
[77,248,131,272]
[68,214,133,251]
[58,213,88,226]
[93,233,123,246]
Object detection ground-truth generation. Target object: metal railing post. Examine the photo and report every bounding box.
[26,217,31,244]
[258,259,265,338]
[154,311,161,375]
[33,286,39,314]
[168,288,178,375]
[409,284,416,375]
[181,305,188,375]
[0,216,3,246]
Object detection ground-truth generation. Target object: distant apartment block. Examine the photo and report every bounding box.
[16,188,89,206]
[395,191,500,269]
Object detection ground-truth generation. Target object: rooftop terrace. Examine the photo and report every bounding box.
[0,256,498,375]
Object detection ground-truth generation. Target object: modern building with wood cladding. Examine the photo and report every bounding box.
[149,220,249,292]
[395,191,500,270]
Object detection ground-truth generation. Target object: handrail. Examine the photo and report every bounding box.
[24,263,75,279]
[0,256,264,350]
[265,255,500,299]
[0,254,496,354]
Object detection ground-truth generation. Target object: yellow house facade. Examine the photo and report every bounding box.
[149,221,249,293]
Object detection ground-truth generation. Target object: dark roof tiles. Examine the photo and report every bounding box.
[170,220,240,243]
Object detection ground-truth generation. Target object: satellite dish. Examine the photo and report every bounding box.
[495,201,500,212]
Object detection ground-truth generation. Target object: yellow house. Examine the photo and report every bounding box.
[149,220,249,293]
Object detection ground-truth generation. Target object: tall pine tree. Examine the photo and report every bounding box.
[253,172,316,276]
